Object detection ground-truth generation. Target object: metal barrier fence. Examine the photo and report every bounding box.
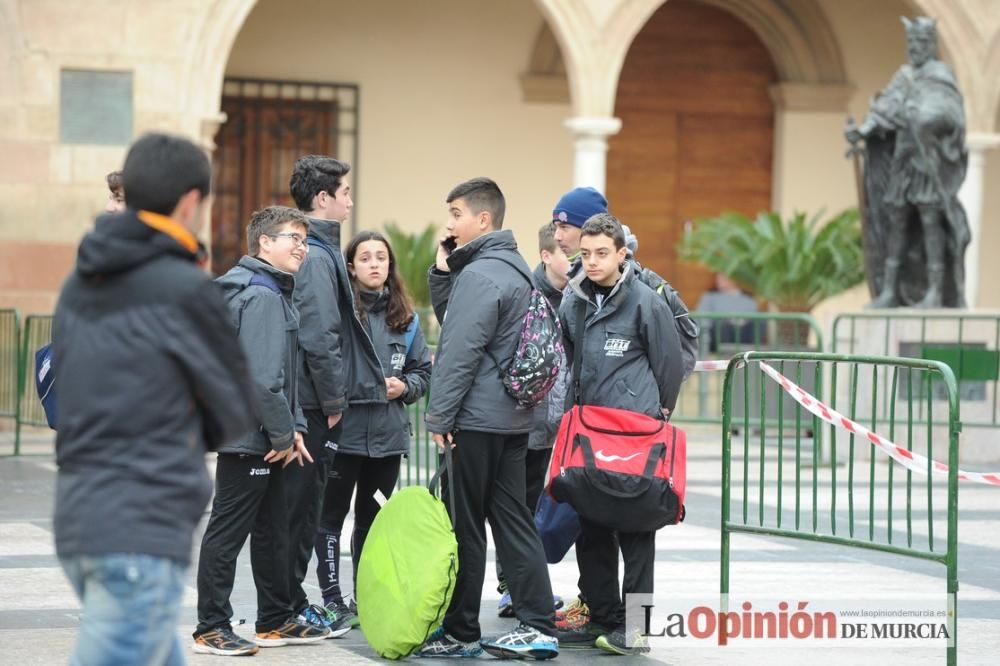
[720,352,959,665]
[402,396,439,488]
[673,312,824,426]
[832,312,1000,430]
[0,310,19,431]
[15,315,53,454]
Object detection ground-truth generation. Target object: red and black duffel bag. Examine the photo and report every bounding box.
[547,404,686,532]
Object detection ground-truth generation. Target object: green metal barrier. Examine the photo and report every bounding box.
[673,311,824,426]
[401,394,439,487]
[0,309,20,432]
[15,315,54,454]
[832,312,1000,430]
[0,310,21,419]
[721,352,959,665]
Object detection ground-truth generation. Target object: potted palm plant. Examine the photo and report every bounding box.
[678,209,864,345]
[383,222,440,344]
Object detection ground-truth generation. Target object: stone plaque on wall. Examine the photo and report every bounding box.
[59,69,133,145]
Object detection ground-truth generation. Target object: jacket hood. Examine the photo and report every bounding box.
[76,210,198,278]
[568,260,634,305]
[306,217,343,250]
[533,262,564,304]
[446,230,520,273]
[215,255,296,300]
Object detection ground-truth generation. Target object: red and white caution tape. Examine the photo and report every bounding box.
[756,360,1000,487]
[694,359,731,372]
[691,357,1000,486]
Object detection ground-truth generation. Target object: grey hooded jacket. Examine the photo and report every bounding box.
[559,263,684,418]
[425,230,535,435]
[216,256,305,456]
[294,217,352,416]
[339,289,433,457]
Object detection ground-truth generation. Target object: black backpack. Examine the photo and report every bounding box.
[484,257,565,409]
[634,263,699,380]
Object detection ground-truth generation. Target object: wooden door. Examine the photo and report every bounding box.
[607,0,777,309]
[211,91,337,274]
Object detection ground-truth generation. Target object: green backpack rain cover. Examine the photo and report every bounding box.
[357,455,458,659]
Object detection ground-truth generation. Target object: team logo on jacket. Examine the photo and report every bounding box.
[391,353,405,371]
[604,338,630,357]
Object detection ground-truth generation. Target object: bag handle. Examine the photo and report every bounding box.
[574,434,666,499]
[571,298,586,406]
[428,445,457,526]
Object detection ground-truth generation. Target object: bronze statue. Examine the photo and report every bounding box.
[845,16,969,308]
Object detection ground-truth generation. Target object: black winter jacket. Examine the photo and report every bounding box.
[425,230,535,435]
[294,218,352,416]
[339,289,432,457]
[566,257,698,378]
[559,263,684,418]
[216,256,305,456]
[52,209,255,565]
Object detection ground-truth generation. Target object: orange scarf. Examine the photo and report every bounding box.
[137,210,200,254]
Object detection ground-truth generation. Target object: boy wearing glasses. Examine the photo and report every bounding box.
[193,206,331,656]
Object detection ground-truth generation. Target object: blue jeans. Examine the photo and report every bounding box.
[61,553,188,666]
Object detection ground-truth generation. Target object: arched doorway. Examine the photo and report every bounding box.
[607,0,778,307]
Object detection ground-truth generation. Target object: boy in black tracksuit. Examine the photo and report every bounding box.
[556,214,683,656]
[287,155,357,633]
[193,207,329,656]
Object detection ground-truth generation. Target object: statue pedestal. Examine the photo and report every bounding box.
[831,309,1000,465]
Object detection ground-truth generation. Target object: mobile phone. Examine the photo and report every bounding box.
[441,236,458,255]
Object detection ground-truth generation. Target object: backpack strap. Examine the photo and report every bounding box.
[571,297,586,406]
[404,311,420,355]
[477,256,534,375]
[479,255,534,287]
[306,236,337,263]
[248,271,281,295]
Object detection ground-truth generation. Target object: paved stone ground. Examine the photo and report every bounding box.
[2,429,999,665]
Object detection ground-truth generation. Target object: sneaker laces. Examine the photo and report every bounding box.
[300,606,328,628]
[312,603,336,622]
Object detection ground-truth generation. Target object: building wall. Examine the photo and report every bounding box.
[0,0,998,317]
[224,0,574,256]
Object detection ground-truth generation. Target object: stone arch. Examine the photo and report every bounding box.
[980,31,1000,133]
[699,0,846,84]
[521,23,569,103]
[527,0,847,114]
[181,0,260,146]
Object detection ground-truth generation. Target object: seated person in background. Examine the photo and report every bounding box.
[695,274,760,352]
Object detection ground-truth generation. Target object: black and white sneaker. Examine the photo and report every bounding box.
[192,627,259,656]
[480,623,559,660]
[415,626,484,658]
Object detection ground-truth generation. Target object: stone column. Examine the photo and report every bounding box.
[958,132,1000,307]
[564,116,622,193]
